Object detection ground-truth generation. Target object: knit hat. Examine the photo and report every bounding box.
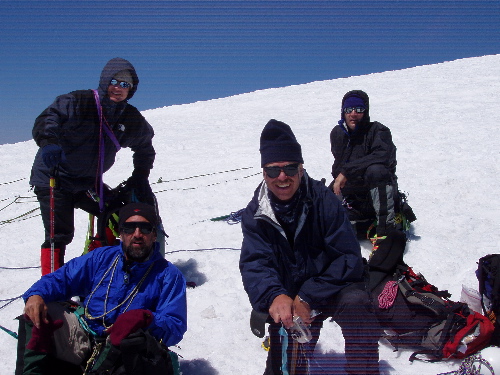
[343,95,365,110]
[113,70,134,88]
[118,203,157,228]
[260,119,303,167]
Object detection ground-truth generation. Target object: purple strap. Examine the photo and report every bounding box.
[92,90,121,211]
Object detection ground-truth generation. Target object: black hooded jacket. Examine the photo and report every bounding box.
[330,90,397,185]
[30,58,155,192]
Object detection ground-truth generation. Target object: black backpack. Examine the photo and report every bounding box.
[375,266,494,362]
[86,330,178,375]
[84,181,163,253]
[367,232,494,363]
[476,254,500,345]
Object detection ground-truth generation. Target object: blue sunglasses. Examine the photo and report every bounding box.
[343,107,365,114]
[110,79,133,89]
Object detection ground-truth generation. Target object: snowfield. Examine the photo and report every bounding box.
[0,54,499,374]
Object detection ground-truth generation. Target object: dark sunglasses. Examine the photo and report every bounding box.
[343,107,366,114]
[120,222,155,235]
[110,79,132,89]
[264,163,300,178]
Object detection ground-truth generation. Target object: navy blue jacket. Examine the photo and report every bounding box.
[30,58,155,192]
[239,172,365,312]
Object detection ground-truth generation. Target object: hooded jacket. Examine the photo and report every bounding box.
[239,171,365,312]
[330,90,397,184]
[23,242,187,347]
[30,57,155,193]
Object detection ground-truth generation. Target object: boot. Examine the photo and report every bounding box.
[40,247,64,275]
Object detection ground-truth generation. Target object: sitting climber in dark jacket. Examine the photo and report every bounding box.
[330,90,415,246]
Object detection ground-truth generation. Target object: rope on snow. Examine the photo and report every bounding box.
[151,166,256,185]
[153,172,261,194]
[0,207,40,226]
[0,177,26,186]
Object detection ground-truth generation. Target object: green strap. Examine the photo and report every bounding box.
[0,324,18,339]
[73,306,98,336]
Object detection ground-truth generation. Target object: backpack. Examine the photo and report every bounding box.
[380,266,494,362]
[85,330,179,375]
[84,181,164,254]
[476,254,500,345]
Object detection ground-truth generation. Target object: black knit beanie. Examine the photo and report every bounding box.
[118,203,158,228]
[260,119,304,167]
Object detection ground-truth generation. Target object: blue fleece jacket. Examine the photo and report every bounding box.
[23,243,187,347]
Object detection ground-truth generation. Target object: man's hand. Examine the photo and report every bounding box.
[24,295,49,329]
[41,144,64,169]
[333,173,347,195]
[269,294,294,329]
[293,296,313,324]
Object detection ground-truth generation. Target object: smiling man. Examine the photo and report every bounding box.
[239,119,381,375]
[29,58,157,274]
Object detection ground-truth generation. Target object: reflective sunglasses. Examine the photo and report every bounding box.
[343,107,366,114]
[110,79,133,89]
[120,222,155,235]
[264,163,300,178]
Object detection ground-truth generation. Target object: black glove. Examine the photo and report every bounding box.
[41,144,64,169]
[126,169,154,204]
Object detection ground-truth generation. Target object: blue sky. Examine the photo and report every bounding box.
[1,0,499,144]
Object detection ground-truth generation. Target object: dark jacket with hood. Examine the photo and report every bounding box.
[30,57,155,193]
[330,90,397,186]
[239,171,365,312]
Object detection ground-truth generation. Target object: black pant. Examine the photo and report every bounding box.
[265,283,381,375]
[341,164,399,237]
[34,187,101,248]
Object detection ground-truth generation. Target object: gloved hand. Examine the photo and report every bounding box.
[107,309,153,346]
[126,169,154,204]
[41,144,64,169]
[25,314,64,353]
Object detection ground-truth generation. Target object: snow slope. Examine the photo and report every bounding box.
[0,54,499,374]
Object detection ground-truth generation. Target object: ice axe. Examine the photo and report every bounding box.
[49,167,57,273]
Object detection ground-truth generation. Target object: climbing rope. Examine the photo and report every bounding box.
[0,207,40,226]
[154,172,261,194]
[0,177,26,186]
[165,247,240,255]
[152,166,256,185]
[436,352,493,375]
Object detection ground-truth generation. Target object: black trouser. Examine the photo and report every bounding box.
[264,283,381,375]
[341,164,398,237]
[34,187,101,249]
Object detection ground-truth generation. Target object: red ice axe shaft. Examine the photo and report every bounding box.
[49,169,56,273]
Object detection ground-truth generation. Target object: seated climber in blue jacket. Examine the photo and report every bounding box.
[17,203,187,375]
[239,120,381,375]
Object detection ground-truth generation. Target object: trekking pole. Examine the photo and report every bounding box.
[49,167,56,273]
